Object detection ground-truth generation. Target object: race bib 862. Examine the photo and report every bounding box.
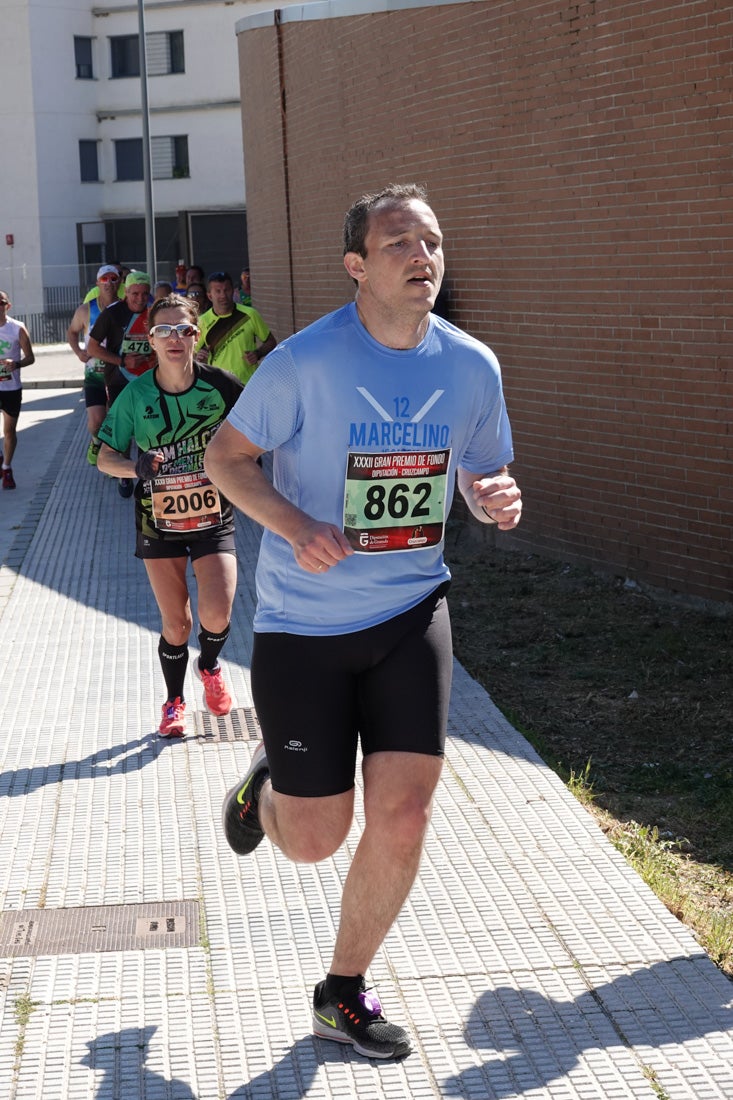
[343,449,450,553]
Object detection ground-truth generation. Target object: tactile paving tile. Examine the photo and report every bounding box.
[1,401,733,1099]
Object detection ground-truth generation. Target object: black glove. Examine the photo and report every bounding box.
[135,449,163,480]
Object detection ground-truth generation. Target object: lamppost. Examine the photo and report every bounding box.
[137,0,157,281]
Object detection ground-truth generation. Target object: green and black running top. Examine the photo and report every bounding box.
[98,362,244,540]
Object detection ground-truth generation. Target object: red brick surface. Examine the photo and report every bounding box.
[238,1,732,602]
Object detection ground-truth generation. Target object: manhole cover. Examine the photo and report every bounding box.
[0,900,200,957]
[194,705,260,743]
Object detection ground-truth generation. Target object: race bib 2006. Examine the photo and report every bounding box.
[151,472,222,533]
[343,449,451,553]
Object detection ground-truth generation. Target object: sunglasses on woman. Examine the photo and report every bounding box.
[149,323,198,339]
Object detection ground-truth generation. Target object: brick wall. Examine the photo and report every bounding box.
[238,0,732,603]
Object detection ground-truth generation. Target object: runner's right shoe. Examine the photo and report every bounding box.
[2,468,16,490]
[159,697,186,737]
[222,742,269,854]
[312,977,412,1060]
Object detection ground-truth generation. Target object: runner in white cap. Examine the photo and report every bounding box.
[87,272,154,497]
[67,265,123,465]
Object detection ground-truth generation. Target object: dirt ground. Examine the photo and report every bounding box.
[446,531,733,876]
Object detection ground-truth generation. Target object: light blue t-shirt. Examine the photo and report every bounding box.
[227,302,514,635]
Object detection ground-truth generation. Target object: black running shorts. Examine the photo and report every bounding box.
[251,583,453,798]
[84,380,107,409]
[0,389,22,418]
[135,522,236,561]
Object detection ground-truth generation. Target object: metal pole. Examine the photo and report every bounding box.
[137,0,156,281]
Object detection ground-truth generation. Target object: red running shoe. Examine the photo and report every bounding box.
[159,697,186,737]
[196,664,232,717]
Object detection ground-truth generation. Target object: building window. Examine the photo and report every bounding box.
[110,31,184,78]
[147,31,184,76]
[152,135,189,179]
[110,35,139,79]
[79,140,99,182]
[74,36,94,80]
[115,138,143,181]
[114,137,189,181]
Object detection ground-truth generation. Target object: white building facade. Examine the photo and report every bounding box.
[1,0,301,331]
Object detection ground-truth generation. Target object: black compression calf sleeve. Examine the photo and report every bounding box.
[198,623,230,673]
[158,636,189,702]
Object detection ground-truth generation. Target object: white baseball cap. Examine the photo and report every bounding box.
[97,264,120,280]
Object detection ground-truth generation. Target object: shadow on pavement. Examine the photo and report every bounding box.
[441,959,733,1097]
[0,733,179,797]
[82,1026,198,1100]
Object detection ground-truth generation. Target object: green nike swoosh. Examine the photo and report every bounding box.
[236,779,252,805]
[314,1010,337,1029]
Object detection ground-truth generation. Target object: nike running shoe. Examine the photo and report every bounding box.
[312,977,412,1060]
[196,663,232,717]
[159,697,186,737]
[2,467,15,490]
[222,742,269,854]
[87,439,101,466]
[118,478,134,498]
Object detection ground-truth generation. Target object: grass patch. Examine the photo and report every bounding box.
[13,993,39,1068]
[448,538,733,975]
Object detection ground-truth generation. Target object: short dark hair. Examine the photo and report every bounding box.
[207,271,233,288]
[148,293,198,329]
[343,182,429,257]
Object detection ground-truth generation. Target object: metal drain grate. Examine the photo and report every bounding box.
[0,900,200,957]
[194,705,260,743]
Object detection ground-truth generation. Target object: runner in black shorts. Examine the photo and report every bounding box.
[97,293,244,737]
[66,264,121,466]
[0,292,34,490]
[87,272,156,498]
[206,183,523,1060]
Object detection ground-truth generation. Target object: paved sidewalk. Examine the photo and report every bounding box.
[0,380,731,1099]
[23,343,85,390]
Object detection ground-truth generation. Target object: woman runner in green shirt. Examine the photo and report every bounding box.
[98,294,243,736]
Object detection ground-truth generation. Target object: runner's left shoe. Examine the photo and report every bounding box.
[196,663,232,717]
[312,977,412,1060]
[2,468,16,490]
[118,478,134,498]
